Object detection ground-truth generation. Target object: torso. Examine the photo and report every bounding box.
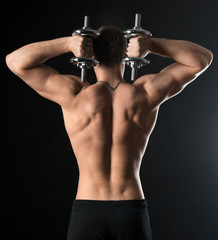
[61,80,159,200]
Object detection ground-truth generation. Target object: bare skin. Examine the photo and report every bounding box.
[6,34,213,200]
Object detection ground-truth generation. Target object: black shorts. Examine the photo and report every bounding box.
[67,199,153,240]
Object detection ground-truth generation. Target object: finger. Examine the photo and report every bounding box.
[127,47,139,53]
[72,32,78,37]
[126,50,139,57]
[129,38,138,44]
[128,41,139,48]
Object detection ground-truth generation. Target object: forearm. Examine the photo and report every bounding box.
[148,38,213,69]
[6,37,71,70]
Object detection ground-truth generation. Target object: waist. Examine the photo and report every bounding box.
[76,175,145,200]
[71,198,148,212]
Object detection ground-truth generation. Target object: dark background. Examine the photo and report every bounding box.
[2,0,218,239]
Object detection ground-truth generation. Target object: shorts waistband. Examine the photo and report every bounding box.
[71,199,148,212]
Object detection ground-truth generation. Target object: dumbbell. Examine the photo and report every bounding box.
[70,16,100,82]
[122,13,152,81]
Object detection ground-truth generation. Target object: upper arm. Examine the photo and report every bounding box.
[139,62,207,107]
[8,63,85,106]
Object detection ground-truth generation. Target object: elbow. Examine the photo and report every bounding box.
[206,50,213,66]
[5,52,23,74]
[5,53,13,70]
[200,50,213,70]
[5,53,17,73]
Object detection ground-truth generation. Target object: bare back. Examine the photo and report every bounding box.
[6,33,212,201]
[61,81,159,200]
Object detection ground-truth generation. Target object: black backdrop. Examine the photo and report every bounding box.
[2,0,218,239]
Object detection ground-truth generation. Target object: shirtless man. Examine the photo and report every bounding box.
[6,25,212,240]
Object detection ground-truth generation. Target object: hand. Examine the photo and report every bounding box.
[126,36,150,58]
[68,34,94,58]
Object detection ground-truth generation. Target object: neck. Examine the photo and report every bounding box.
[94,64,125,85]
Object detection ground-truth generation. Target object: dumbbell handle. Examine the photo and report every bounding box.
[84,16,90,28]
[81,68,87,83]
[81,16,89,82]
[131,67,137,81]
[135,13,141,28]
[131,13,141,81]
[71,15,99,82]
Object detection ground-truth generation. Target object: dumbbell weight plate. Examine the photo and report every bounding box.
[74,28,100,38]
[122,57,150,68]
[70,57,99,69]
[123,29,152,39]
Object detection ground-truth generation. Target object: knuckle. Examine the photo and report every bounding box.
[129,38,135,43]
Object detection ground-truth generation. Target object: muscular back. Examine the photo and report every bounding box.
[62,81,159,200]
[6,34,212,200]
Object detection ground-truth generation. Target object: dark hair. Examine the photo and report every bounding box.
[93,25,127,67]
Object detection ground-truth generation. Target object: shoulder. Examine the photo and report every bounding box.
[54,74,90,94]
[133,74,156,88]
[133,73,165,108]
[38,74,90,107]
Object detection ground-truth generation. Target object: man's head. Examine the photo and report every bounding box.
[93,25,127,67]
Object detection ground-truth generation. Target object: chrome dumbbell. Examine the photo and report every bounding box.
[70,16,100,82]
[122,13,152,81]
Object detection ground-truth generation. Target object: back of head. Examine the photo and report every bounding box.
[93,25,127,67]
